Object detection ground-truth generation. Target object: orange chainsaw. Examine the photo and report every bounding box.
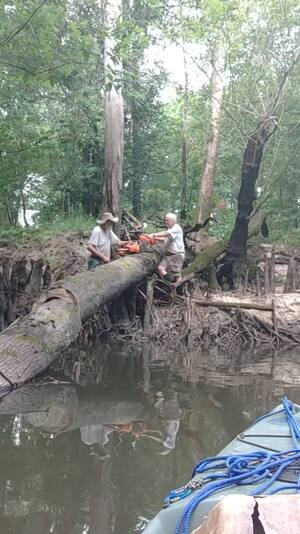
[117,234,158,256]
[138,234,157,245]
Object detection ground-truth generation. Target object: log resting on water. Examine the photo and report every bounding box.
[0,383,147,434]
[0,252,160,393]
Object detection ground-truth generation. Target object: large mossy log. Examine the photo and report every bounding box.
[183,212,266,276]
[0,252,159,393]
[0,383,147,433]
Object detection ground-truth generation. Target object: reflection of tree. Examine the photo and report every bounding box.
[0,417,93,533]
[1,345,300,533]
[89,448,116,534]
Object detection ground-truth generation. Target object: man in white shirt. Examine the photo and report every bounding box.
[151,212,185,282]
[87,212,127,270]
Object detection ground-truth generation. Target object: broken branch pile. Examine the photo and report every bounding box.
[149,292,300,352]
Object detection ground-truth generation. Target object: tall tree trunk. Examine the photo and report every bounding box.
[102,0,124,229]
[20,191,29,227]
[129,0,143,220]
[197,44,225,225]
[102,89,124,222]
[223,50,300,281]
[132,101,143,219]
[224,121,269,272]
[180,43,188,222]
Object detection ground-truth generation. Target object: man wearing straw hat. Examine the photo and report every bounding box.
[87,212,127,270]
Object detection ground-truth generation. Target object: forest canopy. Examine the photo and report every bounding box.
[0,0,300,244]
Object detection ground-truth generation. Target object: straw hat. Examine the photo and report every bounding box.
[97,212,119,225]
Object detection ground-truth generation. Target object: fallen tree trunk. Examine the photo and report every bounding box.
[183,211,266,276]
[0,252,159,393]
[179,295,273,311]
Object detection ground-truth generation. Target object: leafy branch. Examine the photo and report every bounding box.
[0,0,49,47]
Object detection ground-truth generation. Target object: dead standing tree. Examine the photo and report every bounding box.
[185,49,299,282]
[222,49,300,284]
[102,0,124,230]
[196,42,225,232]
[220,120,270,285]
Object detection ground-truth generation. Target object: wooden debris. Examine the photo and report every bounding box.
[144,275,157,333]
[149,291,300,351]
[285,257,297,293]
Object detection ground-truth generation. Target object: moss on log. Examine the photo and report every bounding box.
[0,252,159,393]
[183,239,226,276]
[183,212,266,276]
[64,252,159,322]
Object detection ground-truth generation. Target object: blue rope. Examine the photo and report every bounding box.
[166,397,300,534]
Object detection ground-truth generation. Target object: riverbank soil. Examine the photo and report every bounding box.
[0,232,88,330]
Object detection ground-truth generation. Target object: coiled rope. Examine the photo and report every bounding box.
[164,397,300,534]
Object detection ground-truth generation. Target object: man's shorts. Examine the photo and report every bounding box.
[159,253,185,277]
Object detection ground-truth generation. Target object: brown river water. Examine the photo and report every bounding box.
[0,344,299,533]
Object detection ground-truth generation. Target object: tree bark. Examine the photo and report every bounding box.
[102,0,124,229]
[223,50,300,275]
[178,295,273,312]
[132,100,143,219]
[196,44,225,227]
[224,121,269,272]
[183,211,266,276]
[0,276,4,332]
[0,252,160,393]
[20,191,29,227]
[102,89,124,224]
[180,42,189,222]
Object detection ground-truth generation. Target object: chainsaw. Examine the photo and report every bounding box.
[117,234,158,256]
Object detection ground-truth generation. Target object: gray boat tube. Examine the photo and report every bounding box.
[144,403,300,534]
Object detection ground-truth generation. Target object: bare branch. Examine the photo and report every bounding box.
[184,217,217,236]
[0,61,34,74]
[0,0,49,47]
[0,132,58,155]
[0,59,85,76]
[272,48,300,111]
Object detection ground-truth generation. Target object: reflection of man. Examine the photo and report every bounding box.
[154,392,181,454]
[87,212,128,270]
[160,420,180,452]
[150,213,185,282]
[80,424,114,458]
[80,423,140,458]
[79,392,182,456]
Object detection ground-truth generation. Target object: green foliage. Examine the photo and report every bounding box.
[0,0,105,223]
[0,0,300,246]
[0,213,94,246]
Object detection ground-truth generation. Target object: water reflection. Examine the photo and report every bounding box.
[0,345,299,533]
